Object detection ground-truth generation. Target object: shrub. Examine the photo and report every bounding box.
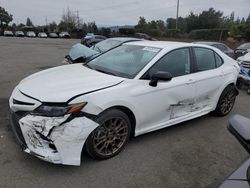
[189,29,229,40]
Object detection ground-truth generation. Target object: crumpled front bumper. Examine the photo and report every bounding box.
[10,111,98,166]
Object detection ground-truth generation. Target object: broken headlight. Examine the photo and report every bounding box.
[32,102,87,117]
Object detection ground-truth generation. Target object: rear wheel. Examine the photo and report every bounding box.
[214,85,237,116]
[85,109,131,160]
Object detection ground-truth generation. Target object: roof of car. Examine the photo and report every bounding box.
[238,43,250,49]
[106,37,142,42]
[193,41,225,45]
[124,41,191,48]
[123,41,222,52]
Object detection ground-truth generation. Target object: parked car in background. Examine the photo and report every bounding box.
[237,50,250,70]
[235,43,250,59]
[84,33,94,40]
[10,41,239,166]
[193,41,235,59]
[4,30,14,37]
[81,34,107,47]
[26,31,36,38]
[15,31,25,37]
[134,32,152,40]
[210,115,250,188]
[59,32,70,38]
[64,37,142,64]
[49,33,58,38]
[38,32,48,38]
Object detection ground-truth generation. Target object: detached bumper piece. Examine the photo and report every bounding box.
[10,111,98,166]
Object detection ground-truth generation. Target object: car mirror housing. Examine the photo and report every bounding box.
[228,115,250,154]
[149,71,172,87]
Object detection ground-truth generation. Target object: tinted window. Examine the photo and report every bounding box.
[194,48,216,71]
[148,48,191,77]
[215,53,223,67]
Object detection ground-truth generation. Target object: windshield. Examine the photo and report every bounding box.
[87,45,161,78]
[239,43,250,49]
[92,39,122,53]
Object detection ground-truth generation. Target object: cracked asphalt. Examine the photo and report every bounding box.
[0,37,249,188]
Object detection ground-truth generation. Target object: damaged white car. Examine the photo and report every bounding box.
[9,41,239,166]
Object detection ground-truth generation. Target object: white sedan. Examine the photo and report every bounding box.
[9,41,239,166]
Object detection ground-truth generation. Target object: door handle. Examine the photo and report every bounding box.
[186,79,195,85]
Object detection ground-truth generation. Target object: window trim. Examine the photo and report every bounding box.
[140,47,194,80]
[191,47,224,73]
[214,51,224,68]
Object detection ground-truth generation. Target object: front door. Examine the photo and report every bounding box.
[133,47,197,132]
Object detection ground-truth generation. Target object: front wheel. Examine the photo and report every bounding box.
[85,109,131,160]
[214,86,237,116]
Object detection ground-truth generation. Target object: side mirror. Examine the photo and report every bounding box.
[228,115,250,153]
[149,71,172,87]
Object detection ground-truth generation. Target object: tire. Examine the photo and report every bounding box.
[214,85,237,116]
[85,109,131,160]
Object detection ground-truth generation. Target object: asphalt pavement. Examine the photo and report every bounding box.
[0,37,249,188]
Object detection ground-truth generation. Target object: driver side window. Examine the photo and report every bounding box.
[148,48,191,78]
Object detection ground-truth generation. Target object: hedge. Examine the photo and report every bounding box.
[188,29,229,41]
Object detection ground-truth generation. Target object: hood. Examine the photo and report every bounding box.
[238,52,250,61]
[18,64,124,103]
[69,43,99,61]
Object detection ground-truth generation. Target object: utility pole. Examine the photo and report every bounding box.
[77,10,80,29]
[45,16,48,32]
[176,0,179,30]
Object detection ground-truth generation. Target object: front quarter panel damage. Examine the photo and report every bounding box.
[19,114,98,166]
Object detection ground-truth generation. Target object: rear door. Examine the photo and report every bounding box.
[191,47,225,111]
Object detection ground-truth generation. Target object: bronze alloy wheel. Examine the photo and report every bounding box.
[220,90,236,115]
[85,109,131,160]
[93,118,129,156]
[214,85,237,116]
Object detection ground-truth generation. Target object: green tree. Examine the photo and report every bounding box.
[26,17,33,26]
[199,8,223,29]
[135,16,148,32]
[0,6,13,33]
[59,8,78,32]
[48,21,57,32]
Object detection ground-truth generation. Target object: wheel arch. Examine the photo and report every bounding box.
[227,82,239,95]
[102,105,136,137]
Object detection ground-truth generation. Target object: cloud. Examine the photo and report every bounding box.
[1,0,250,25]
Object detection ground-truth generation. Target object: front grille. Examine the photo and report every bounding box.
[241,61,250,69]
[10,111,27,149]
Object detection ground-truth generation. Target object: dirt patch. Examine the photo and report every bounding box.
[2,159,12,165]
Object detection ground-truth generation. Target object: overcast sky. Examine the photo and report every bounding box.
[1,0,250,26]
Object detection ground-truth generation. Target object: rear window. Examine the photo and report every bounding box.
[215,53,224,67]
[194,47,216,71]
